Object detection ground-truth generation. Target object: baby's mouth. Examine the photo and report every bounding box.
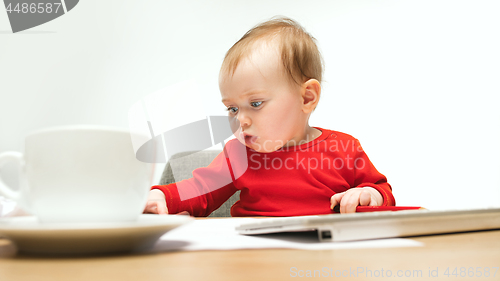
[243,134,258,145]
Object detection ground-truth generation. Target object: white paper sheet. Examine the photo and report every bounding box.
[154,218,423,252]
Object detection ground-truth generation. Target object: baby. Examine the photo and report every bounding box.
[144,17,395,216]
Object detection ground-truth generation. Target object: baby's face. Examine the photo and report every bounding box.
[219,45,309,153]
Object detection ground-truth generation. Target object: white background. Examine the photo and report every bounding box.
[1,0,499,211]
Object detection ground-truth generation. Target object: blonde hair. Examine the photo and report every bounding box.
[221,16,324,86]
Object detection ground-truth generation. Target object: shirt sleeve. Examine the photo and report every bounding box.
[352,139,396,206]
[151,149,238,217]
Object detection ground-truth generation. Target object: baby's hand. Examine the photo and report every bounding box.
[330,187,383,214]
[143,189,169,214]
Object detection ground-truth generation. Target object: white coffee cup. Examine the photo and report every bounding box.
[0,125,155,223]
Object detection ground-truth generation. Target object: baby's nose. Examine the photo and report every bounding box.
[237,112,251,127]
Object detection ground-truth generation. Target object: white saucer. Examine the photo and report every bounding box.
[0,214,192,255]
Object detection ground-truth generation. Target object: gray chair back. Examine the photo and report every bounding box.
[159,150,240,217]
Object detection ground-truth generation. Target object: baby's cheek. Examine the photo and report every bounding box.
[229,117,239,134]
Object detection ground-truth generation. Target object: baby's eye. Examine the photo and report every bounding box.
[250,101,263,108]
[226,106,238,114]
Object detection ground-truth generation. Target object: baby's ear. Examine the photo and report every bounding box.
[301,79,321,113]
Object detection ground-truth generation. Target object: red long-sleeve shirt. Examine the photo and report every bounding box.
[152,128,395,217]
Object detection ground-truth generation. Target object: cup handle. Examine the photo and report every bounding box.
[0,152,23,201]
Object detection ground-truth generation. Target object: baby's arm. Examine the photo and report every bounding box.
[143,189,168,214]
[329,137,393,213]
[329,186,383,214]
[142,145,239,216]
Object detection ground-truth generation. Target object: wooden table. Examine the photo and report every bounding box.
[0,225,499,281]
